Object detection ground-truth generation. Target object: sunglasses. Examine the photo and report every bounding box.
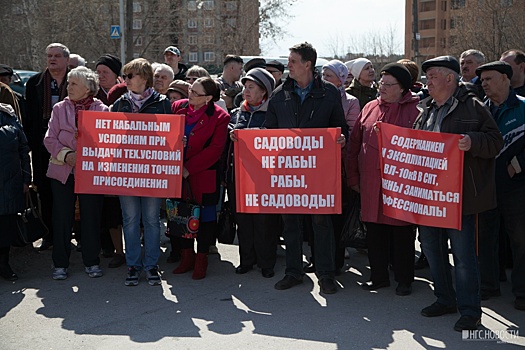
[185,76,198,82]
[123,73,138,79]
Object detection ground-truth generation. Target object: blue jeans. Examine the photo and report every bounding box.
[119,196,162,271]
[420,215,481,318]
[281,214,335,280]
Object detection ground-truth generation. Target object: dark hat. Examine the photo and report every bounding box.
[0,64,14,76]
[476,61,513,80]
[381,63,412,91]
[95,54,122,77]
[422,56,460,74]
[164,46,181,56]
[244,58,266,72]
[167,79,190,98]
[266,60,285,73]
[241,68,276,96]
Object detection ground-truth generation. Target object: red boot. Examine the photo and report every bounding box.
[172,249,195,274]
[192,253,208,280]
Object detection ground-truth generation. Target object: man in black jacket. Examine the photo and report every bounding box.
[265,42,347,294]
[25,43,70,251]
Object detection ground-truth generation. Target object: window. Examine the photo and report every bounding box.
[451,0,465,9]
[203,1,214,10]
[226,18,237,28]
[188,35,197,45]
[188,19,197,28]
[419,19,435,30]
[204,52,215,62]
[500,0,513,6]
[441,19,446,30]
[450,16,461,29]
[441,1,447,11]
[204,18,214,28]
[189,52,198,62]
[204,35,214,44]
[440,38,446,48]
[134,36,143,46]
[225,1,237,11]
[188,1,197,11]
[133,19,142,30]
[420,1,436,11]
[133,53,140,59]
[133,1,141,12]
[421,37,435,48]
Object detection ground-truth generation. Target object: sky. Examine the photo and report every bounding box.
[260,0,406,58]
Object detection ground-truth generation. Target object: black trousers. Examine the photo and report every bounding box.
[51,175,104,268]
[37,176,53,242]
[180,221,216,254]
[365,223,416,285]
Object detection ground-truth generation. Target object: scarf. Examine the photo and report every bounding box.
[243,99,265,112]
[125,88,153,112]
[43,68,68,120]
[186,103,208,125]
[72,96,95,127]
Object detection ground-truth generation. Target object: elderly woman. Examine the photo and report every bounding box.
[184,66,227,111]
[171,77,229,280]
[44,67,109,280]
[167,80,190,103]
[347,57,378,109]
[347,63,419,296]
[0,104,30,281]
[95,54,123,105]
[153,63,174,95]
[227,68,278,278]
[110,58,172,286]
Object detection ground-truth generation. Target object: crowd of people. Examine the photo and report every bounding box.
[0,41,524,333]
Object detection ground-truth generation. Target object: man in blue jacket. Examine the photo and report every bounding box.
[476,61,525,311]
[265,42,347,294]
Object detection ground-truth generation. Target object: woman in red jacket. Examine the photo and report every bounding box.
[171,77,229,279]
[347,63,420,296]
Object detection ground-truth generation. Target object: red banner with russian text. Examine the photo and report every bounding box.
[74,111,184,198]
[234,128,341,214]
[377,122,464,230]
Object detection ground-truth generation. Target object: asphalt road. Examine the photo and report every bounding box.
[1,230,524,350]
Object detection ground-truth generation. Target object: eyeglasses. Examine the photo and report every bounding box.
[185,76,198,82]
[378,80,399,88]
[123,73,138,80]
[188,87,207,97]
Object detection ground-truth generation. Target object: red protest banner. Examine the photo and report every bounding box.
[74,111,184,198]
[377,122,464,230]
[234,128,341,214]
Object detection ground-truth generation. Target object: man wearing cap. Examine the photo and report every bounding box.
[25,43,70,251]
[460,49,486,99]
[265,60,285,88]
[0,64,21,119]
[476,61,525,310]
[164,46,188,81]
[215,55,244,111]
[265,42,348,294]
[95,54,123,105]
[414,55,503,331]
[500,50,525,96]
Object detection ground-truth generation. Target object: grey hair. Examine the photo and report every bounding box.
[460,49,486,64]
[186,65,210,78]
[68,66,99,96]
[435,66,460,82]
[154,63,174,80]
[70,54,86,66]
[46,43,70,58]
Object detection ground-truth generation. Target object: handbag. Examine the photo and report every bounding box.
[166,181,201,239]
[217,200,237,244]
[16,189,49,245]
[340,192,367,249]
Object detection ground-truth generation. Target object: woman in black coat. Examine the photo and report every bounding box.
[0,103,31,280]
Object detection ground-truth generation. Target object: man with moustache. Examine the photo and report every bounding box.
[460,49,486,99]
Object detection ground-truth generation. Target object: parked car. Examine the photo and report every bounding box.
[10,70,38,96]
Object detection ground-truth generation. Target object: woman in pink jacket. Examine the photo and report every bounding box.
[347,63,420,296]
[44,67,109,280]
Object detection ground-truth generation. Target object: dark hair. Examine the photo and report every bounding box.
[223,54,243,66]
[397,59,419,85]
[196,77,220,102]
[501,49,525,65]
[289,42,317,71]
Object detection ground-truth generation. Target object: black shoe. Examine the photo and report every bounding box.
[37,239,53,251]
[421,302,457,317]
[453,315,481,332]
[319,278,337,294]
[515,297,525,310]
[101,248,114,258]
[414,254,429,270]
[395,283,412,296]
[303,263,316,273]
[481,289,501,301]
[0,265,18,281]
[261,268,275,278]
[235,265,253,274]
[108,253,126,268]
[274,275,303,290]
[361,280,390,291]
